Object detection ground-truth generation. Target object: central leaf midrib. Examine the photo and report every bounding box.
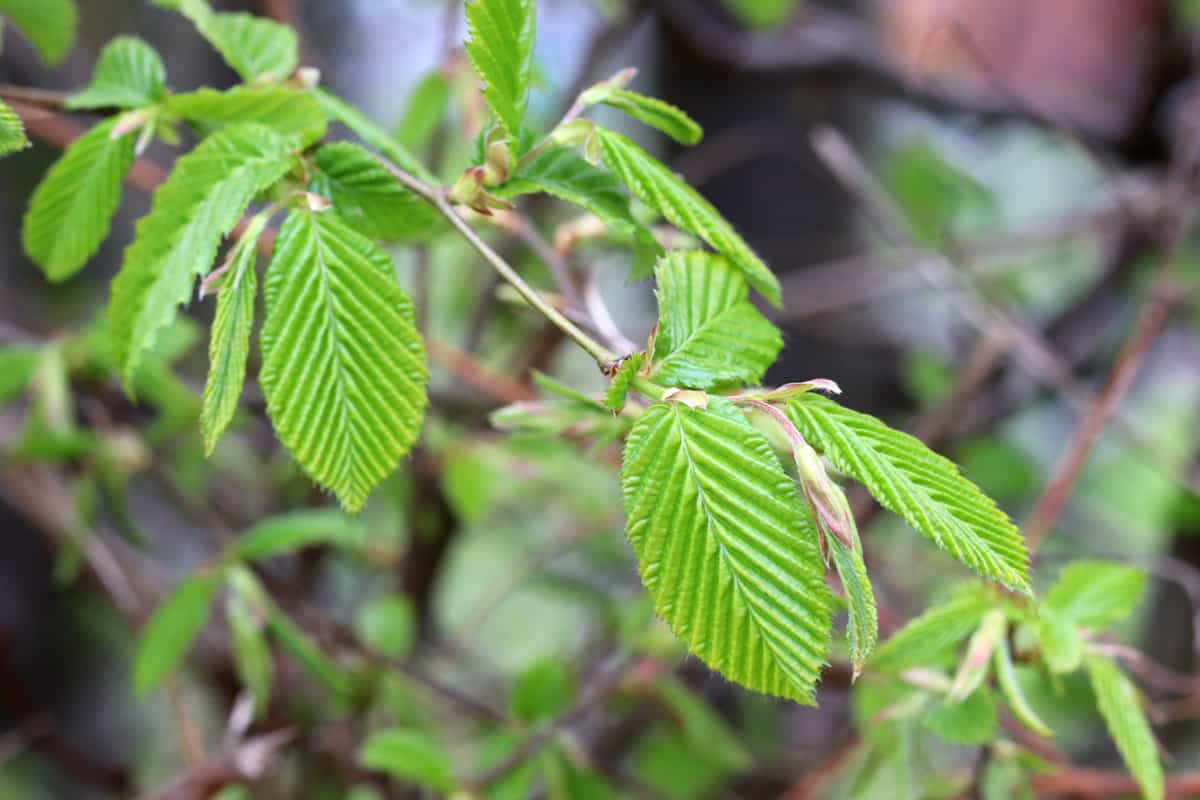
[670,405,800,690]
[309,216,356,488]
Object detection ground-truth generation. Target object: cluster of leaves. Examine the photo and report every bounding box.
[14,0,1034,706]
[854,562,1159,799]
[5,0,1172,796]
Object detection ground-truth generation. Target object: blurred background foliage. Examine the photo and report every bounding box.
[2,0,1200,797]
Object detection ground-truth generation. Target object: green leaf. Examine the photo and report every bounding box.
[22,118,135,282]
[595,128,781,305]
[948,609,1005,702]
[259,208,429,513]
[200,212,266,453]
[1036,610,1083,674]
[66,36,166,110]
[309,142,440,241]
[721,0,799,29]
[312,88,436,183]
[354,594,416,660]
[787,395,1031,593]
[1086,656,1163,800]
[603,353,643,412]
[494,146,652,248]
[1044,561,1145,630]
[132,571,221,695]
[265,605,355,700]
[585,87,702,146]
[109,124,294,383]
[464,0,536,141]
[0,0,77,64]
[994,635,1052,737]
[651,250,782,390]
[226,584,272,717]
[829,532,877,679]
[160,0,297,83]
[923,688,998,746]
[166,86,327,148]
[231,509,365,562]
[359,728,456,793]
[0,98,30,157]
[0,347,38,404]
[394,69,450,152]
[510,658,574,723]
[871,586,991,672]
[621,397,831,703]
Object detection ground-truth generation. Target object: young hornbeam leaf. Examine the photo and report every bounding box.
[132,570,222,696]
[595,129,782,305]
[994,636,1052,737]
[1036,609,1084,674]
[621,397,832,704]
[0,98,30,157]
[872,585,992,672]
[829,532,877,680]
[1043,560,1145,630]
[603,353,645,413]
[166,86,328,148]
[948,609,1006,702]
[109,124,295,384]
[0,0,78,65]
[582,70,703,147]
[923,688,998,746]
[229,509,366,562]
[22,118,135,282]
[394,69,451,152]
[312,89,436,183]
[464,0,536,143]
[492,146,656,256]
[309,142,440,241]
[155,0,298,84]
[359,728,457,794]
[259,207,429,513]
[787,395,1031,594]
[1086,656,1164,800]
[265,604,355,702]
[65,36,166,110]
[199,211,269,454]
[744,379,842,404]
[651,251,782,390]
[225,567,272,718]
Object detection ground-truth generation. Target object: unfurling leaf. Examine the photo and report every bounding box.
[651,251,782,390]
[494,146,654,252]
[201,212,268,453]
[994,636,1052,737]
[66,36,166,110]
[1086,656,1163,800]
[787,395,1031,594]
[133,571,221,695]
[464,0,536,142]
[259,208,428,513]
[603,353,644,412]
[583,84,702,146]
[226,575,272,717]
[595,128,781,305]
[510,658,574,723]
[948,609,1005,702]
[923,688,998,746]
[1036,609,1083,674]
[23,118,135,281]
[872,585,991,672]
[829,529,877,679]
[309,142,440,241]
[0,98,29,157]
[621,397,831,703]
[109,124,294,383]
